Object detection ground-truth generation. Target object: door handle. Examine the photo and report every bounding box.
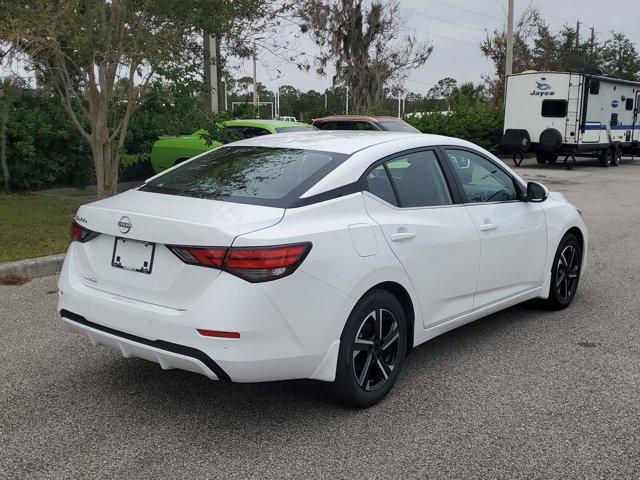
[479,223,497,232]
[390,232,416,242]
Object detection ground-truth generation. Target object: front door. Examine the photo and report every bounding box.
[443,148,548,308]
[362,149,480,327]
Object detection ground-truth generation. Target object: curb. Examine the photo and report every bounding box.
[0,254,66,280]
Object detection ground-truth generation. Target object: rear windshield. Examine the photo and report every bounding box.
[274,126,317,133]
[377,121,420,133]
[141,146,348,207]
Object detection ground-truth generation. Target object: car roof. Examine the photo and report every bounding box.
[313,115,405,123]
[222,130,470,155]
[223,119,310,129]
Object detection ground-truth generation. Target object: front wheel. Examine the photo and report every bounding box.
[599,148,613,167]
[543,233,583,310]
[333,290,407,408]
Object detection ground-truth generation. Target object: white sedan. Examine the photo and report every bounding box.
[58,132,587,407]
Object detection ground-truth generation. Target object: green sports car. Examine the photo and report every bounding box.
[150,119,316,173]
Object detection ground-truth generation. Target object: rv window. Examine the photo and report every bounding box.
[589,80,600,95]
[541,100,568,118]
[626,98,634,111]
[610,113,619,127]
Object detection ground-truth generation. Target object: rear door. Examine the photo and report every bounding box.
[362,149,480,328]
[442,148,547,308]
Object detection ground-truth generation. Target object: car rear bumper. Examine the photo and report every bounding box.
[57,246,355,383]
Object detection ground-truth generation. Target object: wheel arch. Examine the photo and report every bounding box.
[361,281,416,356]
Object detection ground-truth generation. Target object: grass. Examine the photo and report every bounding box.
[0,194,86,264]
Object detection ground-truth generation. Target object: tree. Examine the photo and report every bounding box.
[0,0,278,198]
[601,33,640,81]
[480,6,539,102]
[0,77,21,189]
[427,78,457,111]
[297,0,432,113]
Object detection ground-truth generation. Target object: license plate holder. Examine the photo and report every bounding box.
[111,237,156,274]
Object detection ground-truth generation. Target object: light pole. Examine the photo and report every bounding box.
[345,86,349,114]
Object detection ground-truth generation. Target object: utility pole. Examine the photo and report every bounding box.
[252,43,258,107]
[324,92,327,110]
[345,86,349,114]
[575,21,580,49]
[589,26,595,55]
[505,0,515,78]
[203,33,219,114]
[397,94,402,118]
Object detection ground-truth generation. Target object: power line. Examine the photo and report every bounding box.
[406,26,479,47]
[399,7,485,32]
[430,0,503,22]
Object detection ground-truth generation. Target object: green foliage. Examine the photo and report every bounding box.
[5,90,94,190]
[406,103,504,153]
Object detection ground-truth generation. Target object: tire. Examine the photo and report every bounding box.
[543,233,583,310]
[333,290,408,408]
[537,151,558,165]
[612,148,621,167]
[536,152,547,164]
[599,148,613,167]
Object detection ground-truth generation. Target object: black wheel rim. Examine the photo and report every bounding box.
[556,244,580,301]
[352,309,400,391]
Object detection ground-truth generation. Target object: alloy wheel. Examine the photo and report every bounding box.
[352,308,401,391]
[556,244,580,301]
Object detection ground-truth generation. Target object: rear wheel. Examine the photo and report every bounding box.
[333,290,407,408]
[612,147,622,167]
[543,233,582,310]
[599,148,613,167]
[536,152,547,164]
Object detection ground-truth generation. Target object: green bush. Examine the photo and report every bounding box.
[405,103,504,153]
[5,91,94,190]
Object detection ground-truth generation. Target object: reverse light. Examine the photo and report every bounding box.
[167,243,312,282]
[70,220,99,243]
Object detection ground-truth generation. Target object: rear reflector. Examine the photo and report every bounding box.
[167,242,312,282]
[197,329,240,339]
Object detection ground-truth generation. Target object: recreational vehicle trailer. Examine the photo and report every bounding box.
[500,71,640,167]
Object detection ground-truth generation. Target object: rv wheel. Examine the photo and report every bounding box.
[536,152,547,164]
[599,148,613,168]
[612,148,622,167]
[536,152,558,165]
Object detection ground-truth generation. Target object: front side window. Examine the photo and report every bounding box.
[366,150,452,207]
[445,149,518,203]
[142,146,347,207]
[541,99,568,118]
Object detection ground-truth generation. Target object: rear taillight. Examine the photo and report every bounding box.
[70,220,99,243]
[167,243,312,282]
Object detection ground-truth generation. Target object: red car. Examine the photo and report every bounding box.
[312,115,420,133]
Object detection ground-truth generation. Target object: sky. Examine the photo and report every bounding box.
[232,0,640,95]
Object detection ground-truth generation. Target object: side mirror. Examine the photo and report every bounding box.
[527,181,548,202]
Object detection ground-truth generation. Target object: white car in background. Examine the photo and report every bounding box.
[58,131,587,407]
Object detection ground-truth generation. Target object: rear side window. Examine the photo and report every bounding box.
[275,126,317,133]
[142,146,347,207]
[366,150,452,208]
[541,99,568,118]
[377,121,420,133]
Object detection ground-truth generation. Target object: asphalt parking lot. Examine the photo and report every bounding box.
[2,156,640,479]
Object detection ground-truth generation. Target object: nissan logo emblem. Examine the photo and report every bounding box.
[118,216,132,234]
